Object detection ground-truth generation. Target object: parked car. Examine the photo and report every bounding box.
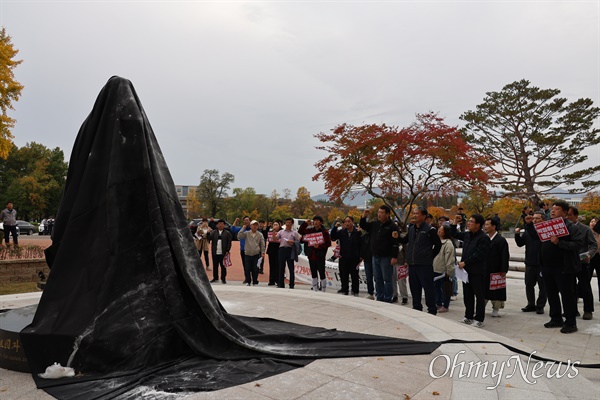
[0,222,20,236]
[16,220,35,235]
[38,218,55,235]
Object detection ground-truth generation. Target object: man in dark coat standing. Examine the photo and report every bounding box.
[450,213,490,328]
[515,211,547,314]
[331,216,363,296]
[398,207,442,315]
[483,217,510,318]
[531,201,583,334]
[209,219,233,284]
[360,205,400,303]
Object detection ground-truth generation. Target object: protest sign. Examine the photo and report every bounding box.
[489,272,506,290]
[303,232,325,246]
[397,264,408,280]
[534,218,569,242]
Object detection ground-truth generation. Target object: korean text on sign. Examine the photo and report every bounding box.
[489,273,506,290]
[303,232,325,246]
[533,218,569,242]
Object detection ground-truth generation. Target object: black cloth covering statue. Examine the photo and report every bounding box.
[20,77,440,399]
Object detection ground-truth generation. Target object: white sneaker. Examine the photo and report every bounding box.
[365,294,375,300]
[459,317,473,325]
[475,321,485,328]
[491,309,499,317]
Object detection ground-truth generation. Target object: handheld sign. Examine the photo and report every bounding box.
[534,218,569,242]
[303,232,325,246]
[489,272,506,290]
[397,264,408,280]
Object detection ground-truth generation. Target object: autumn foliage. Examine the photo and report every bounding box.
[313,113,490,225]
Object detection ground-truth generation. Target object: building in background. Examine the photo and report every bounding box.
[175,185,198,219]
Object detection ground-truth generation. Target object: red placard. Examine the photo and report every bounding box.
[303,232,325,246]
[534,218,569,242]
[224,253,232,267]
[489,272,506,290]
[267,231,276,242]
[397,264,408,280]
[333,244,340,258]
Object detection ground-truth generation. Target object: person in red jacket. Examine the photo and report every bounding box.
[299,216,332,292]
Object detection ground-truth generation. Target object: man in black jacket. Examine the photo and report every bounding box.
[532,201,583,334]
[360,205,400,303]
[566,206,597,321]
[515,211,547,314]
[451,214,490,328]
[331,216,362,296]
[399,207,442,315]
[483,217,510,318]
[209,219,233,284]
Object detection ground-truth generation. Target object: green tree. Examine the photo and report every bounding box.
[271,205,292,222]
[459,189,493,216]
[0,28,24,159]
[461,79,600,208]
[327,207,345,225]
[226,187,258,221]
[255,190,279,222]
[0,142,68,220]
[291,186,314,217]
[195,169,234,217]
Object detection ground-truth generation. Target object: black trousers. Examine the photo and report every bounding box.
[590,254,600,296]
[203,250,210,268]
[268,250,279,285]
[409,264,437,315]
[309,259,326,280]
[577,263,594,313]
[543,268,577,327]
[244,254,260,285]
[278,247,295,288]
[212,254,227,281]
[339,257,360,294]
[240,250,247,282]
[524,264,546,309]
[3,225,18,245]
[463,273,486,322]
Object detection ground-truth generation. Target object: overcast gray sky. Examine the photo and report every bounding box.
[2,0,599,198]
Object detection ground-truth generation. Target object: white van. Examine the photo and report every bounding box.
[292,218,306,231]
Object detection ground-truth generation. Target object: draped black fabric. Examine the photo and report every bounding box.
[20,76,440,399]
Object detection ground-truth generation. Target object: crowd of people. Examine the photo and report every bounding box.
[191,201,600,334]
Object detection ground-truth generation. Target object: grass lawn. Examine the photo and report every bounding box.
[0,282,39,295]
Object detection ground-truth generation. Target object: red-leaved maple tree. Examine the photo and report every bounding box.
[313,113,491,226]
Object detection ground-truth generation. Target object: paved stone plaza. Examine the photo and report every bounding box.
[1,272,599,399]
